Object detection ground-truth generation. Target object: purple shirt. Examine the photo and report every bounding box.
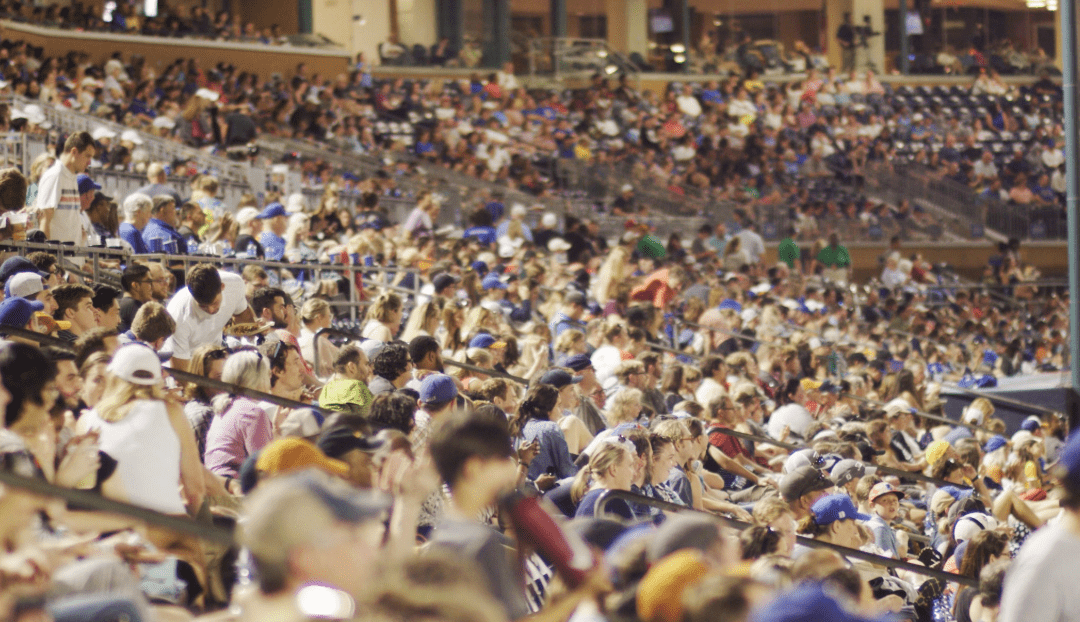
[203,396,272,478]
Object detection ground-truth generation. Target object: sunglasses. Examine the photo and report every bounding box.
[205,348,228,361]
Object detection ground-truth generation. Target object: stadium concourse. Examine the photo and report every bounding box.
[0,23,1073,622]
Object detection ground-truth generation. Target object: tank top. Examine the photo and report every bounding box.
[81,400,187,515]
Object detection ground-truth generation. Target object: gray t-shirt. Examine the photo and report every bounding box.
[429,518,530,621]
[999,521,1080,622]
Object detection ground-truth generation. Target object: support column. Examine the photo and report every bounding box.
[437,0,464,53]
[1056,6,1063,69]
[551,0,567,38]
[483,0,511,68]
[851,0,885,73]
[397,0,437,46]
[898,0,909,73]
[678,0,691,68]
[605,0,647,57]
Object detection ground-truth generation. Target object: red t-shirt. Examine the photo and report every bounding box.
[708,428,751,459]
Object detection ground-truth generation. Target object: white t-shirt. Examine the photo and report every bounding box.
[999,521,1080,622]
[164,270,249,360]
[35,160,83,244]
[590,345,622,383]
[80,400,187,515]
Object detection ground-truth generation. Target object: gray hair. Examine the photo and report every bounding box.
[121,192,152,222]
[212,350,271,414]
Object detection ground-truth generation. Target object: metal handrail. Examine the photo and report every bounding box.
[594,489,977,587]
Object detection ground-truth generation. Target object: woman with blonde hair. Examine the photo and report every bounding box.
[79,343,205,515]
[592,245,630,304]
[604,387,644,427]
[201,212,237,256]
[362,292,402,341]
[298,298,338,379]
[402,300,441,342]
[553,328,587,358]
[460,304,500,341]
[439,301,467,356]
[572,441,636,519]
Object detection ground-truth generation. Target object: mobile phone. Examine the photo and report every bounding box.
[546,466,557,476]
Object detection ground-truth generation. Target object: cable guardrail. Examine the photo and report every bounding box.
[594,489,977,588]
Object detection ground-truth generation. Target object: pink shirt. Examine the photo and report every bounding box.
[204,396,272,478]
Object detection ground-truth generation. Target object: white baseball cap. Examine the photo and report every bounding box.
[5,273,43,298]
[953,513,999,543]
[195,88,220,102]
[541,212,558,228]
[107,343,163,386]
[91,126,117,141]
[120,129,144,145]
[152,116,176,129]
[235,207,260,226]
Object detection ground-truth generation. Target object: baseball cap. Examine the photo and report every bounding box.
[830,459,872,487]
[468,333,507,349]
[256,438,349,478]
[257,202,287,219]
[1053,428,1080,493]
[278,408,324,439]
[548,238,572,253]
[868,482,905,504]
[1020,415,1042,432]
[558,353,593,372]
[470,260,489,276]
[926,440,951,466]
[717,298,742,312]
[90,126,116,141]
[884,398,914,418]
[540,368,581,388]
[431,272,458,292]
[636,549,708,622]
[541,212,558,228]
[564,290,587,306]
[316,426,385,459]
[4,273,43,299]
[0,297,43,328]
[76,174,101,195]
[106,343,163,386]
[235,207,260,226]
[751,583,876,622]
[779,465,834,503]
[419,373,457,405]
[359,339,385,361]
[0,257,46,284]
[481,272,508,290]
[120,129,144,145]
[952,512,999,543]
[983,435,1007,453]
[810,494,871,525]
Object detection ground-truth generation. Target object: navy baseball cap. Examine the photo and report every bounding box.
[316,425,385,459]
[431,273,458,292]
[76,174,101,195]
[983,435,1007,453]
[469,333,506,349]
[470,260,489,276]
[0,257,47,285]
[1054,428,1080,493]
[558,353,593,372]
[419,373,458,405]
[257,202,287,219]
[0,297,44,328]
[810,494,871,525]
[540,368,581,388]
[481,272,507,290]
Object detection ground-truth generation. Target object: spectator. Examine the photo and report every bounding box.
[257,202,288,261]
[204,349,273,484]
[35,131,95,243]
[118,192,151,254]
[135,162,182,205]
[164,263,254,371]
[51,283,97,342]
[117,263,152,333]
[318,344,373,415]
[141,194,184,252]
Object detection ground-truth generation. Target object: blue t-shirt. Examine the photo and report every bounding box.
[575,488,634,520]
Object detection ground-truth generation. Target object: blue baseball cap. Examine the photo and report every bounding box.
[1020,416,1042,433]
[810,494,871,525]
[718,298,742,312]
[0,257,47,285]
[540,368,581,388]
[419,373,457,405]
[471,261,489,277]
[76,174,101,195]
[557,353,593,371]
[983,435,1007,453]
[468,333,506,349]
[481,272,507,290]
[1056,428,1080,493]
[0,297,43,328]
[752,583,875,622]
[257,202,287,219]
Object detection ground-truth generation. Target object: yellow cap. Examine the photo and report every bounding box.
[256,438,349,479]
[926,440,951,466]
[800,378,823,392]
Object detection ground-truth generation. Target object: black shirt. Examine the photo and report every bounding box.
[234,234,264,258]
[118,296,144,334]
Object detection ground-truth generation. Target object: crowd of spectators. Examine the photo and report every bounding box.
[0,2,296,46]
[0,30,1072,622]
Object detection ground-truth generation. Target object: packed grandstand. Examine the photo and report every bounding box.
[0,16,1073,622]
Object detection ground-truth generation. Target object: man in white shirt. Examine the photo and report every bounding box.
[676,84,702,118]
[165,263,254,372]
[695,356,728,407]
[36,131,95,243]
[735,220,766,265]
[972,151,999,183]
